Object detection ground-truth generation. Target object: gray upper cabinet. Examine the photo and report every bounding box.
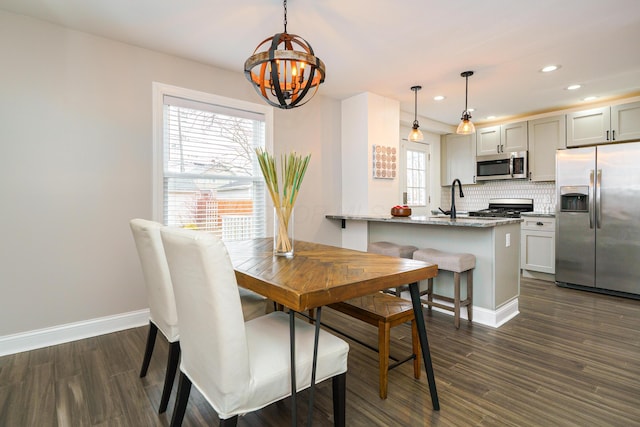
[612,101,640,142]
[567,101,640,147]
[476,121,528,156]
[528,115,566,182]
[566,106,609,147]
[502,121,528,152]
[441,133,475,185]
[476,125,501,156]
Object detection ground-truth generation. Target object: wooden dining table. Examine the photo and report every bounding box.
[224,238,440,423]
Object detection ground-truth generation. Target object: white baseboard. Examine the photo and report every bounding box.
[478,298,520,328]
[0,309,150,357]
[422,297,519,328]
[0,294,521,357]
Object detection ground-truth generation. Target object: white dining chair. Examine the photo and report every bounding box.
[130,219,181,414]
[130,219,269,414]
[160,227,349,426]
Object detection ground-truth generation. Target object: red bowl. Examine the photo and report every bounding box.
[391,207,412,217]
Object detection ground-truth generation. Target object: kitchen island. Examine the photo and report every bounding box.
[325,214,523,327]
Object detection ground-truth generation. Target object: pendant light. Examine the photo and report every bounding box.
[456,71,476,135]
[408,85,424,142]
[244,0,326,109]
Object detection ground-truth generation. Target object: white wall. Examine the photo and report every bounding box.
[272,99,343,243]
[339,93,400,250]
[341,92,401,215]
[0,10,342,339]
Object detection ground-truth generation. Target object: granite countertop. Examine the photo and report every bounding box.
[325,214,522,228]
[521,212,556,218]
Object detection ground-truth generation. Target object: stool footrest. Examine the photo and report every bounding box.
[423,294,471,310]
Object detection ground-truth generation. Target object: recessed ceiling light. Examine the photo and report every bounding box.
[583,96,598,101]
[486,115,496,120]
[567,84,582,90]
[433,95,445,101]
[541,65,560,73]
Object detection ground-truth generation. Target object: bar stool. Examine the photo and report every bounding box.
[412,248,475,329]
[367,241,418,296]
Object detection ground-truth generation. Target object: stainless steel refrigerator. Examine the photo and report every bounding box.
[556,141,640,297]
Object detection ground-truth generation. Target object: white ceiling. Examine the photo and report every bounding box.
[2,0,640,126]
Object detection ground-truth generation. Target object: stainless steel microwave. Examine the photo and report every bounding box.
[476,151,528,181]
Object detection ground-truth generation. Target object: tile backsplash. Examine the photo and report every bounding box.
[440,180,556,213]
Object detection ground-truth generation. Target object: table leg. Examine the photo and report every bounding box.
[409,282,440,410]
[290,307,322,427]
[289,310,297,426]
[307,306,322,427]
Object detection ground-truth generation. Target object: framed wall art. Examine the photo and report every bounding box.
[372,144,397,179]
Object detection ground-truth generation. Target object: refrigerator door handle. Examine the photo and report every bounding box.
[589,170,595,229]
[596,169,602,229]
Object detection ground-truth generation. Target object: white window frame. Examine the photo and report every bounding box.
[400,139,431,216]
[152,82,274,233]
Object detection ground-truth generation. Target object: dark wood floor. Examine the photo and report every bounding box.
[1,277,639,426]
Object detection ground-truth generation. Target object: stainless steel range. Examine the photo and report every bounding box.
[468,198,533,218]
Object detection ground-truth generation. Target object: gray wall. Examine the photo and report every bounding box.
[0,11,342,337]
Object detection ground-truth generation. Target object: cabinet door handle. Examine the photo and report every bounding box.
[606,130,610,141]
[612,130,616,141]
[497,144,500,153]
[536,221,544,226]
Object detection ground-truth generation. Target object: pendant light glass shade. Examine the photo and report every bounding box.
[456,115,476,134]
[456,71,476,135]
[408,126,424,142]
[408,85,424,142]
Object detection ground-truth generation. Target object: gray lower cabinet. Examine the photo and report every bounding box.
[521,217,555,274]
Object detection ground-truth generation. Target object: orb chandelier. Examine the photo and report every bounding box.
[456,71,476,135]
[244,0,326,109]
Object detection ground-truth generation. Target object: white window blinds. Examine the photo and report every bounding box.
[162,94,266,241]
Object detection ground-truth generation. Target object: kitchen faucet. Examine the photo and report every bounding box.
[450,178,464,219]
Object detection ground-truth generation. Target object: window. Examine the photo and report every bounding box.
[400,140,430,215]
[406,149,426,205]
[153,83,273,241]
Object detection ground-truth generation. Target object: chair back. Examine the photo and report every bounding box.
[129,219,179,342]
[160,227,251,407]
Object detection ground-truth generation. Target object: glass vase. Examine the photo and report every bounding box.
[274,206,294,257]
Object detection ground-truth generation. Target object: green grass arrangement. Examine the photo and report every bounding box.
[255,148,311,254]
